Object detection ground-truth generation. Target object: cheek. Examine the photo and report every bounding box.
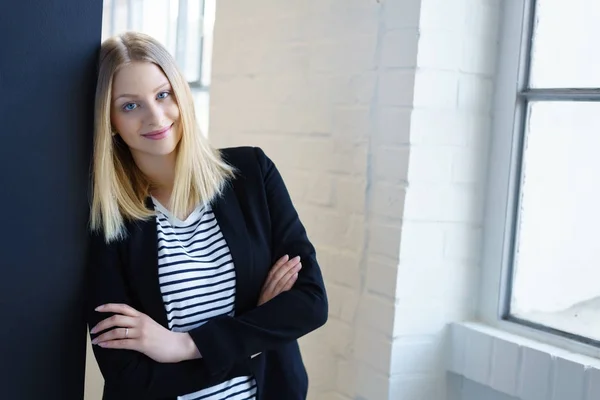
[111,112,138,137]
[169,104,180,123]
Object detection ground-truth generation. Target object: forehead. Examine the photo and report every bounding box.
[112,62,170,98]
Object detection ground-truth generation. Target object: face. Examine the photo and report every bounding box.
[110,61,181,159]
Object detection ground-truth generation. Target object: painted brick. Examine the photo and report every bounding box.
[490,338,521,396]
[417,30,463,71]
[586,367,600,400]
[399,221,445,260]
[305,174,335,206]
[390,374,441,400]
[394,303,448,336]
[367,221,402,259]
[448,323,467,374]
[357,293,396,336]
[326,142,369,177]
[302,347,337,390]
[318,392,353,400]
[355,364,392,400]
[336,359,358,399]
[324,319,354,357]
[419,0,467,31]
[391,336,441,374]
[409,109,469,146]
[369,182,407,220]
[372,145,410,184]
[317,247,362,290]
[451,147,487,184]
[458,74,494,113]
[381,29,420,68]
[443,224,482,262]
[373,107,412,147]
[327,282,361,323]
[308,9,379,40]
[309,35,378,73]
[383,0,422,29]
[518,348,553,400]
[403,183,483,224]
[309,72,378,106]
[378,70,416,107]
[465,0,501,37]
[407,145,454,183]
[461,35,498,76]
[354,328,394,374]
[332,106,371,143]
[334,176,367,214]
[395,264,448,303]
[552,358,586,400]
[413,69,459,109]
[464,328,493,385]
[366,256,399,299]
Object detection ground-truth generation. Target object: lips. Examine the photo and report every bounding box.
[142,124,172,140]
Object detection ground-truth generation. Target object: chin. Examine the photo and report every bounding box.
[144,137,180,156]
[148,145,178,157]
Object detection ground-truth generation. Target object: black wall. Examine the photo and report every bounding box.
[0,1,102,398]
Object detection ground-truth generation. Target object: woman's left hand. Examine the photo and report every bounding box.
[90,303,200,363]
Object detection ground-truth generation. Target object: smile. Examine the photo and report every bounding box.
[142,124,172,140]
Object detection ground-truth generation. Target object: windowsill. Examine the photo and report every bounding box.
[448,322,600,399]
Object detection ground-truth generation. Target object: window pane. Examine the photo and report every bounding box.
[530,0,600,88]
[101,0,211,84]
[511,101,600,341]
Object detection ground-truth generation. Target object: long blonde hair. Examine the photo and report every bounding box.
[90,32,234,242]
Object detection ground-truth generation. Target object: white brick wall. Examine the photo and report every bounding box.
[209,0,500,399]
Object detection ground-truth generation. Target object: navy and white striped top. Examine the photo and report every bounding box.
[153,198,257,400]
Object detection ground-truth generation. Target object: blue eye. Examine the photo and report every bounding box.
[157,91,170,100]
[123,103,138,111]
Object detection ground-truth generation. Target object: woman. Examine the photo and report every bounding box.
[86,31,328,400]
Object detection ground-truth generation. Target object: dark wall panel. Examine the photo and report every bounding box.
[0,1,102,398]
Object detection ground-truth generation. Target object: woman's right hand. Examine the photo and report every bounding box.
[258,255,302,306]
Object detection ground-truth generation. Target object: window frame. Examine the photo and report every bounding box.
[479,0,600,358]
[105,0,209,90]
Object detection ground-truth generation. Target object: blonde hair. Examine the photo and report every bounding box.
[90,32,234,242]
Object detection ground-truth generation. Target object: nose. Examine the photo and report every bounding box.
[144,101,165,128]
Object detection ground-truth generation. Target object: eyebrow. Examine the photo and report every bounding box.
[113,82,171,102]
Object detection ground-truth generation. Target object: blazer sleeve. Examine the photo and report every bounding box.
[86,230,251,399]
[188,146,328,374]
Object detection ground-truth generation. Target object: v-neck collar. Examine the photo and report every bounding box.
[126,185,255,329]
[150,196,205,227]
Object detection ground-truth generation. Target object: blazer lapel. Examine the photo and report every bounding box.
[211,182,255,314]
[126,200,170,328]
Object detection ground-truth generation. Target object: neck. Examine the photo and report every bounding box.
[132,152,177,201]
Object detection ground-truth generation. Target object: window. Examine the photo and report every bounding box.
[500,0,600,344]
[101,0,216,134]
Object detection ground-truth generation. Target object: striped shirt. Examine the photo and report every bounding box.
[153,198,257,400]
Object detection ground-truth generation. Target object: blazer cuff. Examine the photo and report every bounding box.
[189,315,244,374]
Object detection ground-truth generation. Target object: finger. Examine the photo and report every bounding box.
[264,257,301,295]
[273,254,290,269]
[92,327,138,344]
[91,315,137,335]
[273,262,302,294]
[266,255,290,279]
[95,303,140,317]
[270,256,300,282]
[281,272,299,292]
[97,339,137,350]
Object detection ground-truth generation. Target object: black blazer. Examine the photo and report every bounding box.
[86,146,328,400]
